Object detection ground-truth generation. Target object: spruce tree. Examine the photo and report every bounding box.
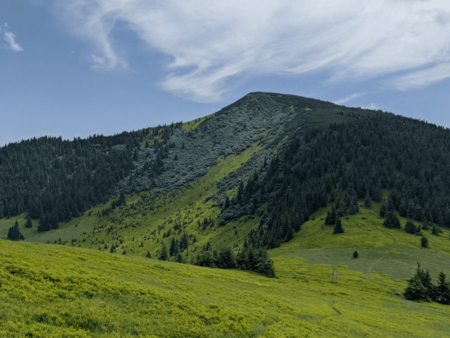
[333,217,344,234]
[421,236,429,248]
[404,220,417,234]
[159,244,169,261]
[25,216,32,228]
[7,221,24,241]
[435,272,450,304]
[216,245,237,269]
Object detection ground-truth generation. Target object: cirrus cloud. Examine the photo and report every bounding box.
[57,0,450,102]
[1,23,23,52]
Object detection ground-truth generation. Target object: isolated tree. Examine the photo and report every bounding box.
[333,217,344,234]
[146,251,151,258]
[353,250,359,258]
[25,216,32,229]
[7,221,24,241]
[421,236,429,248]
[404,220,417,234]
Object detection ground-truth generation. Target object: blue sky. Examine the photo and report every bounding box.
[1,0,450,146]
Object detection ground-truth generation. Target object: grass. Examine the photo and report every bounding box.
[2,193,450,337]
[181,114,214,131]
[2,231,450,337]
[272,200,450,280]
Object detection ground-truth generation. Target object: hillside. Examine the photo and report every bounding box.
[2,92,450,336]
[1,227,450,337]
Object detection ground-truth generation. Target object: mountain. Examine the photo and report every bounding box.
[1,92,450,337]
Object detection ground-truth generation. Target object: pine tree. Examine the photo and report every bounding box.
[435,272,450,304]
[333,217,344,234]
[421,236,429,248]
[325,206,337,225]
[146,251,151,258]
[383,211,401,229]
[169,238,179,256]
[216,245,237,269]
[7,221,24,241]
[404,220,417,234]
[404,265,429,301]
[25,216,32,228]
[159,244,169,261]
[353,250,359,258]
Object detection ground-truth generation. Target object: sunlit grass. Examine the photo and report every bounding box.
[1,236,450,337]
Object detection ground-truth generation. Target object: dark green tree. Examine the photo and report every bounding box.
[25,216,32,229]
[159,244,169,261]
[216,245,237,269]
[333,217,344,234]
[435,272,450,305]
[404,220,417,234]
[7,221,24,241]
[169,238,179,256]
[353,250,359,258]
[383,211,401,229]
[421,236,429,248]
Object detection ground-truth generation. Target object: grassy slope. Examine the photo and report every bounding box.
[2,220,450,337]
[272,198,450,280]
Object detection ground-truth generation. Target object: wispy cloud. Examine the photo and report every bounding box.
[334,93,364,105]
[1,23,23,52]
[57,0,450,102]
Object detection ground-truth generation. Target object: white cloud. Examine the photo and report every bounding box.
[334,93,365,105]
[361,103,379,110]
[1,23,23,52]
[57,0,450,102]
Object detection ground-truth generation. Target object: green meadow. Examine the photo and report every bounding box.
[2,199,450,337]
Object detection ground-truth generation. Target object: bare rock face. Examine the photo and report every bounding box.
[117,92,317,194]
